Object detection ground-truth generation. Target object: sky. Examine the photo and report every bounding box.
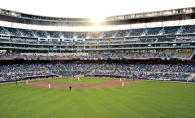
[0,0,194,18]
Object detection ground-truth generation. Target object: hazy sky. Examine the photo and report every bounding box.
[0,0,194,18]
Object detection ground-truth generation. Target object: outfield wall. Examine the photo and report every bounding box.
[75,75,84,77]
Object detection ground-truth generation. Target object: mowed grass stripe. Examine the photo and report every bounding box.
[103,86,165,118]
[75,92,114,118]
[76,88,134,118]
[126,80,195,117]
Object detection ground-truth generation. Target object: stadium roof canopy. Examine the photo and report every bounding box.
[0,0,195,18]
[0,1,195,31]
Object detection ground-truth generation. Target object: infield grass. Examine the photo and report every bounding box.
[0,78,194,118]
[46,77,108,84]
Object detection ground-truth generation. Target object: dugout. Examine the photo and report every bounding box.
[23,74,58,80]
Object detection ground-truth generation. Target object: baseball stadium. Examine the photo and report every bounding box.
[0,1,195,117]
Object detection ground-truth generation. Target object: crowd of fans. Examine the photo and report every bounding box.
[61,32,74,38]
[130,29,144,36]
[76,32,87,38]
[0,38,74,46]
[0,27,8,35]
[103,31,116,38]
[156,52,176,58]
[0,37,194,47]
[146,27,162,35]
[164,26,180,35]
[7,27,22,37]
[116,30,129,37]
[18,29,34,37]
[0,72,51,81]
[3,43,186,50]
[175,38,194,42]
[0,51,192,60]
[34,30,47,38]
[182,25,195,34]
[0,62,194,81]
[0,25,195,38]
[161,73,187,80]
[90,31,103,38]
[48,31,60,38]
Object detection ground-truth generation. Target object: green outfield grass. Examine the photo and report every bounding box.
[0,78,194,118]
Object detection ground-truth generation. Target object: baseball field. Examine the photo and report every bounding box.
[0,77,194,118]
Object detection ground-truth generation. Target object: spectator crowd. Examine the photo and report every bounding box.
[0,62,194,81]
[0,51,192,60]
[0,25,195,38]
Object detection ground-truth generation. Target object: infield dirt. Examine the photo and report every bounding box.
[22,80,138,88]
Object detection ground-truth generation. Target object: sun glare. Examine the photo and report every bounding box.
[91,16,104,23]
